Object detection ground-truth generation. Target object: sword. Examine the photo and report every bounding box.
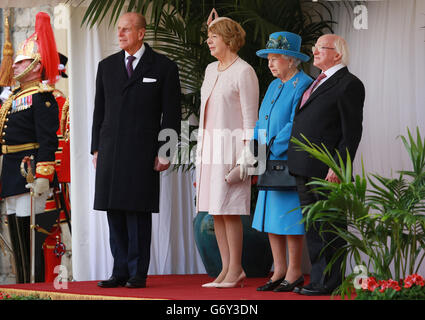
[0,232,13,253]
[20,155,35,283]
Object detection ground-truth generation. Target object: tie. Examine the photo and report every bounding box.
[126,55,136,78]
[299,73,327,108]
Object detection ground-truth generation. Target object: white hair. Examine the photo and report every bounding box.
[281,55,301,68]
[334,37,350,66]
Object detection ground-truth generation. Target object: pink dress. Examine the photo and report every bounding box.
[196,57,259,215]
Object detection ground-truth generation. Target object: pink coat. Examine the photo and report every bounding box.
[196,58,259,215]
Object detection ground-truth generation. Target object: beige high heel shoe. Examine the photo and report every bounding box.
[216,272,246,289]
[201,282,221,288]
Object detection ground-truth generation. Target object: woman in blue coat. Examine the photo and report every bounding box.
[252,32,313,292]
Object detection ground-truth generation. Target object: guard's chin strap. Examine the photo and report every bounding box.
[13,56,40,82]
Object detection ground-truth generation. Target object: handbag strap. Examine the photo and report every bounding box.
[265,136,276,160]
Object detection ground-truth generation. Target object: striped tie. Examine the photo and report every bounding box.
[299,73,327,108]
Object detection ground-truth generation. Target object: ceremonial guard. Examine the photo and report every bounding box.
[0,12,60,283]
[42,53,71,282]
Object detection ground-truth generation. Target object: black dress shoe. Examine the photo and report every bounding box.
[257,276,286,291]
[299,284,332,296]
[125,277,147,288]
[97,277,127,288]
[273,276,305,292]
[292,286,302,294]
[294,283,313,294]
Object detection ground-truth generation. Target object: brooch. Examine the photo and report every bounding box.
[293,77,299,88]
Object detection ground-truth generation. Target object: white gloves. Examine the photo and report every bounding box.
[0,87,12,103]
[236,145,257,181]
[26,178,50,197]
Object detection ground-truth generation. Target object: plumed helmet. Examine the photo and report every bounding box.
[14,12,60,84]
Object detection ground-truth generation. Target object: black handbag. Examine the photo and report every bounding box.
[256,136,297,191]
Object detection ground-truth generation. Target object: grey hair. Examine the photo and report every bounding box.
[334,37,349,66]
[281,55,301,68]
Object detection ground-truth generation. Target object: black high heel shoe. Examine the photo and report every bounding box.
[273,276,304,292]
[257,276,286,291]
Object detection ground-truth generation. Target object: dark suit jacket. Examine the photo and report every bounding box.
[91,43,181,212]
[287,67,365,179]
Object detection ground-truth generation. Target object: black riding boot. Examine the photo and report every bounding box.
[16,216,31,283]
[7,214,25,283]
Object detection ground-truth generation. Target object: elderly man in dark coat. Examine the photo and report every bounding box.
[288,34,365,296]
[91,12,181,288]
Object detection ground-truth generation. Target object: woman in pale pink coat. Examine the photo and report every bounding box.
[196,14,259,288]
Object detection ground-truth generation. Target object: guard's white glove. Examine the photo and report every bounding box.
[236,146,257,181]
[0,87,12,103]
[29,178,50,198]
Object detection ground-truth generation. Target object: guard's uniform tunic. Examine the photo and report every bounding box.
[0,82,59,216]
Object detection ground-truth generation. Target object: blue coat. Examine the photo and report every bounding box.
[254,70,312,160]
[252,70,312,234]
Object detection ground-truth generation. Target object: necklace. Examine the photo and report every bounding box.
[217,56,239,72]
[280,69,299,83]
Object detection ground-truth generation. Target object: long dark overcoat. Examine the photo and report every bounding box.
[91,43,181,212]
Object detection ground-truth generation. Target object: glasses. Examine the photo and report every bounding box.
[312,46,336,53]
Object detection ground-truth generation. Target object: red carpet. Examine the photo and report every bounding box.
[0,274,343,300]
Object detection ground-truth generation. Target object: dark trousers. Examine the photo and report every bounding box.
[295,176,346,291]
[106,210,152,280]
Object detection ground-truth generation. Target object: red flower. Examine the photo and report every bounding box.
[403,274,425,288]
[376,279,402,293]
[0,292,11,299]
[361,277,379,292]
[359,274,425,299]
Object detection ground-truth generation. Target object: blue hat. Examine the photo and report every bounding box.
[256,31,310,62]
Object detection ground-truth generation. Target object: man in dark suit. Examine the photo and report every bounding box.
[288,34,365,295]
[91,12,181,288]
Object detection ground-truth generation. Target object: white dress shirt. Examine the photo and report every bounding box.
[313,63,346,92]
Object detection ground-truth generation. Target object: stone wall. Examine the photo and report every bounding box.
[1,6,54,53]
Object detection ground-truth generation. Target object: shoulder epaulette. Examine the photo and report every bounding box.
[53,89,66,99]
[38,82,55,93]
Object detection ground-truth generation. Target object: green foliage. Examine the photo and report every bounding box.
[291,127,425,298]
[356,285,425,300]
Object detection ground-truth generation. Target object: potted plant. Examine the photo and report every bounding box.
[291,127,425,299]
